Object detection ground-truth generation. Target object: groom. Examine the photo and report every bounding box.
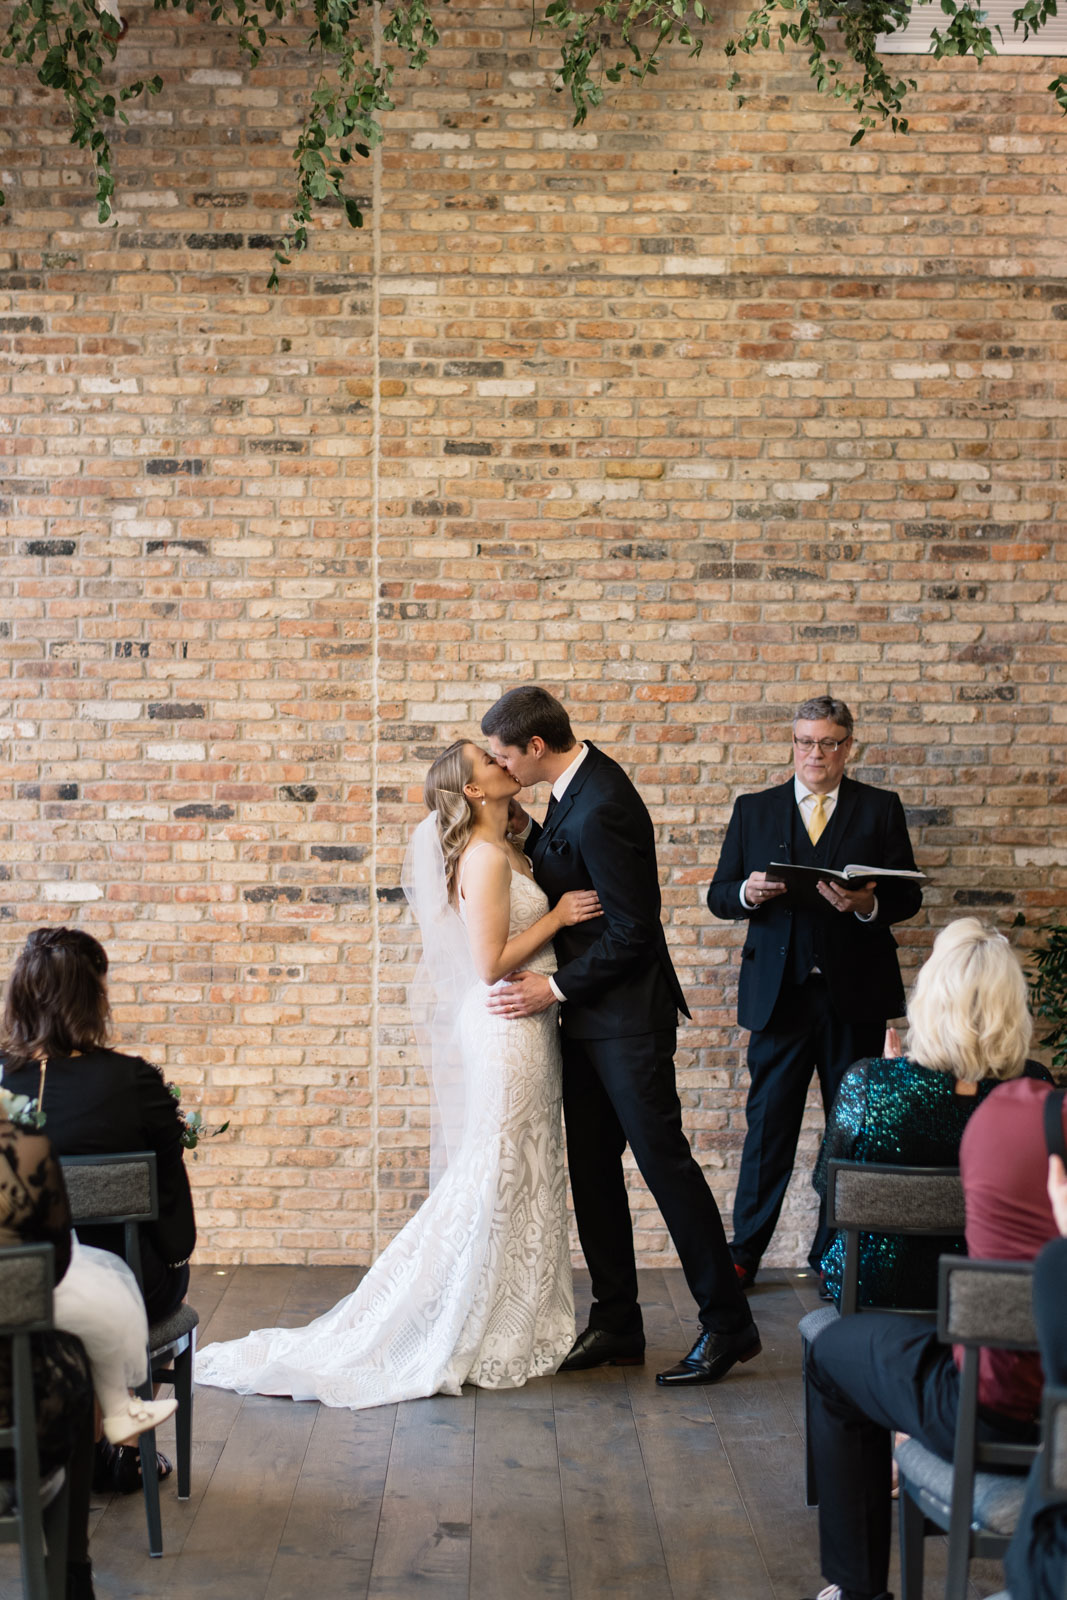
[481,686,759,1385]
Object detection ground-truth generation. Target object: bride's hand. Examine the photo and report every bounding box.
[555,890,602,927]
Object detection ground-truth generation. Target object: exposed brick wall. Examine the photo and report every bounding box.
[0,1,1064,1266]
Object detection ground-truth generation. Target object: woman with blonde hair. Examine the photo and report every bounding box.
[814,916,1047,1309]
[197,739,601,1407]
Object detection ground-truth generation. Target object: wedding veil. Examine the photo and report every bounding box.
[401,813,479,1187]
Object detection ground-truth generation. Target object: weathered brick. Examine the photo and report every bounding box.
[0,1,1063,1272]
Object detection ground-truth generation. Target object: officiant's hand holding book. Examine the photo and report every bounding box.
[763,862,926,912]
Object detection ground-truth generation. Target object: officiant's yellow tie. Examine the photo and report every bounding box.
[807,794,828,845]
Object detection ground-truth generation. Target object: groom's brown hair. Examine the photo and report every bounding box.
[481,687,575,753]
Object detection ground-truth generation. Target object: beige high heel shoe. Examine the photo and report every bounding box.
[101,1396,178,1446]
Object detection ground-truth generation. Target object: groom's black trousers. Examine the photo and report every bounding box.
[561,1028,751,1337]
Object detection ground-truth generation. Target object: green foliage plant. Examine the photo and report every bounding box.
[542,0,1067,145]
[1030,924,1067,1076]
[0,0,439,284]
[2,0,1065,281]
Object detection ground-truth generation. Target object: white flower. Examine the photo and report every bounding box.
[0,1087,43,1128]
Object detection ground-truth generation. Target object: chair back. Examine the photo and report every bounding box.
[0,1243,62,1600]
[1040,1383,1067,1500]
[60,1152,158,1291]
[0,1243,54,1340]
[827,1161,964,1316]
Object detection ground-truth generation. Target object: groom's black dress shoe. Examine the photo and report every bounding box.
[558,1327,645,1372]
[655,1322,762,1386]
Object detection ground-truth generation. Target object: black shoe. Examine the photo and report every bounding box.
[66,1560,95,1600]
[558,1326,645,1372]
[655,1322,762,1386]
[93,1437,173,1495]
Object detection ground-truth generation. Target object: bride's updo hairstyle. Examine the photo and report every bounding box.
[0,926,111,1070]
[424,741,478,903]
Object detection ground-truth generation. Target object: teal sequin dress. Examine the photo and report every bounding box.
[814,1056,995,1311]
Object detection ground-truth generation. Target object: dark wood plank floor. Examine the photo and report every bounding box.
[1,1266,1006,1599]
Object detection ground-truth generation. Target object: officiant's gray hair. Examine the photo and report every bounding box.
[793,695,853,736]
[906,917,1032,1083]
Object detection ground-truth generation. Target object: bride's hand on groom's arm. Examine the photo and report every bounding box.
[485,970,557,1017]
[554,889,601,927]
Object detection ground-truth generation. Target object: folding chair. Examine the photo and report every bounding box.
[799,1161,965,1507]
[61,1151,198,1558]
[895,1256,1038,1600]
[0,1242,74,1600]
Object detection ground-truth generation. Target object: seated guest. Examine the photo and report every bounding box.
[1003,1152,1067,1600]
[803,1057,1064,1600]
[0,1110,96,1599]
[0,926,197,1492]
[0,927,196,1322]
[815,917,1045,1309]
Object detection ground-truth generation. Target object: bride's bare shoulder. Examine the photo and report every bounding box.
[456,838,510,898]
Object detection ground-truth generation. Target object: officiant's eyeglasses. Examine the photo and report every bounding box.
[793,736,849,754]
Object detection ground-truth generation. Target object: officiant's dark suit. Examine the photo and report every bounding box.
[526,740,754,1346]
[708,701,922,1279]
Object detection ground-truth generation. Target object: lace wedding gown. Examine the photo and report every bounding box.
[195,868,575,1409]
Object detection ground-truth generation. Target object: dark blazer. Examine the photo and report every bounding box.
[707,774,922,1032]
[1,1047,196,1273]
[528,742,689,1040]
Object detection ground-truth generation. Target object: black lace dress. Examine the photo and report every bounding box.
[0,1123,92,1472]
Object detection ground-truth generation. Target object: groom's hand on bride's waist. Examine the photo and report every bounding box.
[486,970,557,1017]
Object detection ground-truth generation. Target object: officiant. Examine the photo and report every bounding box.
[707,695,923,1287]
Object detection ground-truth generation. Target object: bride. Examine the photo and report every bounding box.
[195,740,601,1408]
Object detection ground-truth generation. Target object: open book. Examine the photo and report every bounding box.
[765,862,926,907]
[768,863,926,885]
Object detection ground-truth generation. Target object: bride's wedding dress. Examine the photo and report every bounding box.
[195,867,575,1409]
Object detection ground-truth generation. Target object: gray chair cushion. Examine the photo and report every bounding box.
[0,1252,51,1329]
[150,1303,199,1350]
[944,1267,1035,1347]
[799,1305,839,1345]
[62,1160,153,1223]
[895,1435,1027,1537]
[833,1168,964,1233]
[1048,1398,1067,1494]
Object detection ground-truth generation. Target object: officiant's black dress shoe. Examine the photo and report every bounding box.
[558,1327,646,1371]
[655,1322,761,1386]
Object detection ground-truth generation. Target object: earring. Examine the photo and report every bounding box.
[480,799,486,807]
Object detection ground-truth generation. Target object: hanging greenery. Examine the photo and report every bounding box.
[1,0,1064,282]
[545,0,1066,143]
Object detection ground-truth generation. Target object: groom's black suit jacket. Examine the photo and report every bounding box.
[527,743,689,1040]
[707,773,922,1034]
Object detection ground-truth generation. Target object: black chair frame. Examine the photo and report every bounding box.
[897,1255,1038,1600]
[61,1151,197,1558]
[802,1160,964,1507]
[0,1242,73,1600]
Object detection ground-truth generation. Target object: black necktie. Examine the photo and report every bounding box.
[544,793,558,825]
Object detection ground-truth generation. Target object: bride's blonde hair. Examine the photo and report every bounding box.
[424,741,477,903]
